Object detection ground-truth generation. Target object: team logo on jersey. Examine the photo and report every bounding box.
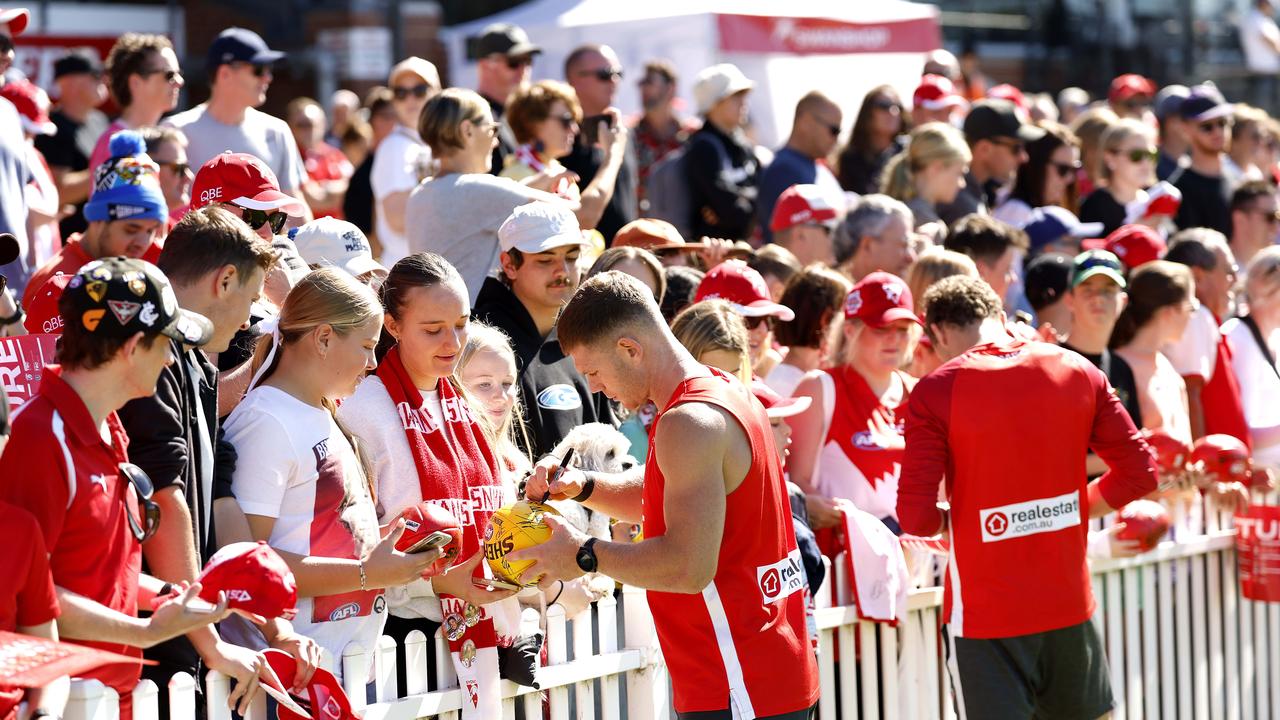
[89,474,108,492]
[979,490,1080,543]
[537,384,582,411]
[757,549,805,603]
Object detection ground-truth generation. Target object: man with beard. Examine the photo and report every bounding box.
[474,202,616,455]
[632,60,696,209]
[1171,85,1237,235]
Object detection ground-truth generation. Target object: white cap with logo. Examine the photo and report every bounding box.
[291,217,387,280]
[498,202,585,254]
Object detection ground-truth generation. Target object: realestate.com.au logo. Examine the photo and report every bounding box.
[979,490,1081,543]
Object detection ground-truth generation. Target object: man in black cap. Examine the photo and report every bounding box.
[35,48,108,238]
[1023,252,1073,336]
[164,27,307,214]
[1170,84,1237,235]
[937,98,1043,226]
[472,23,540,176]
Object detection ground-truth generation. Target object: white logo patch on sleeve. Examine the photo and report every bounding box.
[980,490,1081,543]
[757,548,805,603]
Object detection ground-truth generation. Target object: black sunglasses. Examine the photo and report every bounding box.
[581,67,623,82]
[119,463,160,543]
[991,138,1025,154]
[871,99,900,112]
[140,68,182,84]
[241,207,289,235]
[553,112,575,129]
[506,56,533,70]
[231,61,271,78]
[745,315,775,331]
[810,113,841,137]
[1198,118,1231,132]
[156,160,189,176]
[393,83,431,101]
[1050,161,1080,179]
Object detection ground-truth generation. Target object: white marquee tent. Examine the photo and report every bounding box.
[441,0,942,147]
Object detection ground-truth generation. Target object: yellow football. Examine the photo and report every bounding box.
[483,501,560,587]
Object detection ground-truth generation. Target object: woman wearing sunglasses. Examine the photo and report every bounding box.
[1079,119,1158,237]
[994,121,1082,228]
[502,79,626,236]
[372,56,440,267]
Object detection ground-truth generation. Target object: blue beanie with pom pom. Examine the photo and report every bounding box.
[83,130,168,223]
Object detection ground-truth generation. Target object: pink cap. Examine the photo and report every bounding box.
[0,79,54,136]
[695,260,795,321]
[844,271,920,328]
[1083,224,1166,271]
[769,184,841,233]
[23,273,70,335]
[191,152,305,215]
[751,381,812,419]
[1109,73,1157,103]
[913,74,967,111]
[198,542,298,620]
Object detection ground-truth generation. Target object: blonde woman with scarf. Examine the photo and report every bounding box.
[337,252,519,716]
[224,268,441,689]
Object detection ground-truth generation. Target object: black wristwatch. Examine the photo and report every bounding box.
[575,537,599,573]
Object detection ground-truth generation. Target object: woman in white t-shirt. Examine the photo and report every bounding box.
[766,266,851,398]
[1224,246,1280,470]
[224,267,439,684]
[371,57,439,266]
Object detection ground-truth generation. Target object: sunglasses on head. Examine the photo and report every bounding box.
[1123,148,1159,164]
[393,83,430,101]
[141,68,182,83]
[1198,118,1231,132]
[582,67,623,82]
[745,315,775,331]
[119,463,160,543]
[240,207,289,234]
[1051,161,1080,179]
[231,61,270,77]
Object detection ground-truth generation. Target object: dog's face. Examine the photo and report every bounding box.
[552,422,638,475]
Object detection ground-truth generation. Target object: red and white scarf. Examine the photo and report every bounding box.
[513,143,573,196]
[377,346,510,719]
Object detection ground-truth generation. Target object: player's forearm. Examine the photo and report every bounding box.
[594,534,715,593]
[578,467,646,523]
[1087,481,1117,519]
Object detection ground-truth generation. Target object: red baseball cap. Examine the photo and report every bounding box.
[197,542,298,620]
[751,381,812,419]
[1083,224,1166,271]
[913,74,967,111]
[191,152,305,215]
[844,271,919,328]
[695,260,795,321]
[262,649,357,720]
[987,83,1027,112]
[23,273,70,335]
[0,8,30,36]
[1125,181,1182,223]
[1109,73,1157,103]
[769,184,841,233]
[0,79,54,136]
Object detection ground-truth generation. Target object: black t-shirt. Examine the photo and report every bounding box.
[1171,165,1233,236]
[1061,342,1142,424]
[343,153,375,234]
[560,126,639,242]
[35,108,108,238]
[1078,188,1128,238]
[484,94,516,178]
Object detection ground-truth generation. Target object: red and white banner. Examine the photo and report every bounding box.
[0,334,57,411]
[1237,506,1280,603]
[717,14,940,56]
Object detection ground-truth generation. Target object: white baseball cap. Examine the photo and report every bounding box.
[498,202,584,254]
[290,217,387,280]
[693,63,754,115]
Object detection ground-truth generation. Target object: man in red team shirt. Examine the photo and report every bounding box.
[0,257,232,717]
[898,275,1157,720]
[516,271,819,719]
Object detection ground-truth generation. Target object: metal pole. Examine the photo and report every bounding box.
[388,0,404,63]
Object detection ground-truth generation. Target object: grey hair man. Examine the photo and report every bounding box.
[833,194,916,281]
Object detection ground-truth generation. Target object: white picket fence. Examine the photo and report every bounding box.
[61,519,1278,720]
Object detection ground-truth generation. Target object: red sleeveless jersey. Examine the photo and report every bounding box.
[642,368,819,716]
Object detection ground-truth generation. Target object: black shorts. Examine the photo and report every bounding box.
[944,620,1113,720]
[677,703,816,720]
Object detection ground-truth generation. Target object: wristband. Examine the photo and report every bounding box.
[572,472,596,503]
[549,580,565,606]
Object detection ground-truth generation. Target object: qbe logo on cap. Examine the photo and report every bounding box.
[979,490,1081,543]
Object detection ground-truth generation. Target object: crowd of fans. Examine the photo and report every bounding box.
[0,10,1277,720]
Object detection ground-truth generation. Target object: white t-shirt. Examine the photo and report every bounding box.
[337,375,443,621]
[370,125,432,266]
[404,173,562,303]
[763,362,805,399]
[1163,303,1218,381]
[224,386,384,680]
[1242,8,1280,73]
[1223,318,1280,469]
[163,105,306,194]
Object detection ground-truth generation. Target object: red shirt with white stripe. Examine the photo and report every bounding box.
[643,368,819,716]
[897,339,1156,638]
[0,367,142,704]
